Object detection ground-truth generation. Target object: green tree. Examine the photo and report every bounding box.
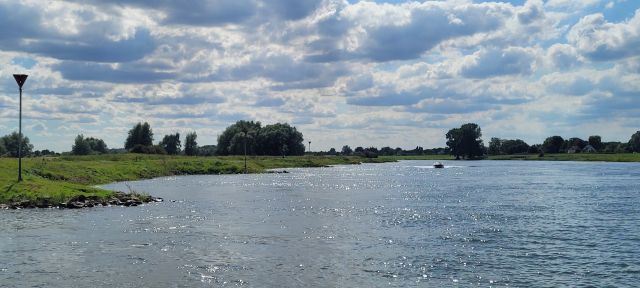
[501,139,529,154]
[379,146,394,156]
[217,121,261,155]
[256,123,305,156]
[1,132,34,157]
[341,145,353,155]
[0,140,6,156]
[542,136,564,153]
[86,137,108,154]
[488,137,502,155]
[72,134,93,155]
[125,122,154,150]
[567,137,587,149]
[184,132,198,156]
[629,131,640,152]
[446,123,484,159]
[198,145,217,156]
[588,135,603,151]
[160,133,181,155]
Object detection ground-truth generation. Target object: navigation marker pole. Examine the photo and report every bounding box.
[13,74,28,182]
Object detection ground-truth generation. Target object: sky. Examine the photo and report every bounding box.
[0,0,639,152]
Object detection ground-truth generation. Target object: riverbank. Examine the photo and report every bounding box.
[3,153,638,208]
[0,154,394,207]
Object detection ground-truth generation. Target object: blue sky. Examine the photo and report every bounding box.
[1,0,639,152]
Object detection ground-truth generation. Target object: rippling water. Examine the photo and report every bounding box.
[2,160,640,287]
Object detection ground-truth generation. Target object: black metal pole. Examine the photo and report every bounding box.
[13,74,27,182]
[18,86,22,182]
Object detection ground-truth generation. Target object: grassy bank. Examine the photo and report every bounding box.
[0,154,394,205]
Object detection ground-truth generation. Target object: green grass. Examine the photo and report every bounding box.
[0,154,395,204]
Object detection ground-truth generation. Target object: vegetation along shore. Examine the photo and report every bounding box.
[0,154,395,209]
[1,120,639,209]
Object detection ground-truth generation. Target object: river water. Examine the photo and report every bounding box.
[1,160,640,287]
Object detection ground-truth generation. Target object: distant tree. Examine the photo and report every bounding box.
[603,142,621,153]
[72,134,93,155]
[588,135,603,151]
[629,131,640,153]
[341,145,353,156]
[125,122,154,150]
[34,149,56,157]
[501,139,529,154]
[86,137,108,154]
[542,136,564,153]
[363,147,379,158]
[72,134,108,155]
[354,147,364,155]
[488,137,502,155]
[379,146,395,156]
[131,144,166,154]
[198,145,217,156]
[0,140,6,156]
[394,147,403,155]
[327,148,337,155]
[412,146,424,155]
[185,132,198,156]
[446,123,484,159]
[528,144,541,154]
[1,132,34,157]
[256,123,305,156]
[160,133,181,155]
[567,137,587,149]
[217,121,261,155]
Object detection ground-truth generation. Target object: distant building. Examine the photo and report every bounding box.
[582,145,597,153]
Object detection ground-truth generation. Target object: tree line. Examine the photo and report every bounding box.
[2,121,639,159]
[69,120,306,157]
[443,123,640,159]
[312,124,640,160]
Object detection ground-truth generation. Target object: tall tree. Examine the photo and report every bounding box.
[567,137,587,149]
[588,135,603,151]
[488,137,502,155]
[446,123,484,159]
[256,123,305,156]
[629,131,640,153]
[1,132,34,157]
[72,134,93,155]
[72,135,108,155]
[542,136,565,153]
[125,122,154,150]
[86,137,108,154]
[160,133,181,155]
[184,132,198,156]
[0,140,6,156]
[341,145,353,156]
[501,139,529,154]
[217,121,261,155]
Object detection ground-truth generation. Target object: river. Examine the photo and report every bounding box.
[1,160,640,287]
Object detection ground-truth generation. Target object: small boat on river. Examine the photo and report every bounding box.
[433,162,444,168]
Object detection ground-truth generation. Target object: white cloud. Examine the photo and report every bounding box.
[568,9,640,61]
[0,0,639,151]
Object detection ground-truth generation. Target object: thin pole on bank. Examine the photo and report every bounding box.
[13,74,28,182]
